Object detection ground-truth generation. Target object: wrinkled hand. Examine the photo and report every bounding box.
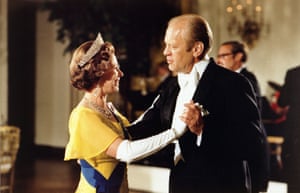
[180,101,205,135]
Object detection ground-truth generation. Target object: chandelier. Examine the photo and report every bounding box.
[226,0,269,48]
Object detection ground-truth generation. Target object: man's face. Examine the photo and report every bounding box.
[217,45,239,71]
[163,25,195,74]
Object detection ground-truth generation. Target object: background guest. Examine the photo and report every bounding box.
[277,65,300,193]
[216,41,262,111]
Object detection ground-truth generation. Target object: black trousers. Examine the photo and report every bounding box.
[169,160,250,193]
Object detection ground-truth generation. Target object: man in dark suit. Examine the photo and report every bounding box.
[128,14,269,193]
[278,66,300,193]
[216,41,262,110]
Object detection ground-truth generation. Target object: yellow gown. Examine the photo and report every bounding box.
[64,106,130,193]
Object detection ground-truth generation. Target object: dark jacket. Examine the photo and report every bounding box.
[277,66,300,193]
[278,66,300,132]
[240,68,262,110]
[128,59,269,193]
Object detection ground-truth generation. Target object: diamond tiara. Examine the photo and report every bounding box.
[77,33,104,68]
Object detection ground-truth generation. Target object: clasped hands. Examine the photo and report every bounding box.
[180,101,208,135]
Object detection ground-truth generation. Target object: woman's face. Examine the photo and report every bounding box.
[99,55,124,95]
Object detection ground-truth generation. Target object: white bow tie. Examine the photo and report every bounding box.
[177,71,199,89]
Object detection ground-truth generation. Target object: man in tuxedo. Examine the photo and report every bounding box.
[128,14,269,193]
[278,66,300,193]
[216,41,262,111]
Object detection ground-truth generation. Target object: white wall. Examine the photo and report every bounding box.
[35,11,71,147]
[248,0,300,96]
[0,0,8,125]
[34,1,300,147]
[198,0,300,98]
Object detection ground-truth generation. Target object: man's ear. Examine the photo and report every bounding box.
[234,52,243,61]
[193,41,204,58]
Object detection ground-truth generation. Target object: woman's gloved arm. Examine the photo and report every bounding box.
[116,126,186,163]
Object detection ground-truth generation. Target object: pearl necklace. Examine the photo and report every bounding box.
[86,98,114,119]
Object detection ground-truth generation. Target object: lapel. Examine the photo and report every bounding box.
[160,77,180,128]
[192,58,216,105]
[179,59,218,159]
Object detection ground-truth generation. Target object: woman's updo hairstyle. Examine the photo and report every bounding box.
[69,41,115,92]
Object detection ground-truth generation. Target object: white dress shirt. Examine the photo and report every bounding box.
[172,58,209,164]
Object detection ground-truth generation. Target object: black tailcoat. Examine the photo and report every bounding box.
[128,59,269,193]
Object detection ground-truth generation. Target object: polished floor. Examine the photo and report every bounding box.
[8,154,286,193]
[14,158,80,193]
[12,157,145,193]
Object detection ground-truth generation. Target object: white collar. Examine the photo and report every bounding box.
[235,64,247,73]
[177,57,209,88]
